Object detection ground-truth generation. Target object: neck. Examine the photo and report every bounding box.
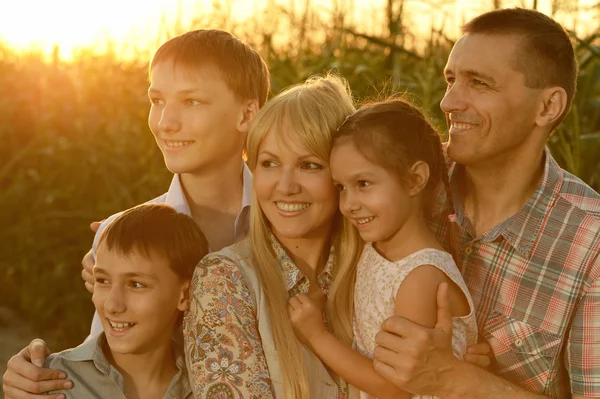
[179,154,244,218]
[276,227,332,282]
[376,208,439,261]
[461,145,545,236]
[104,337,177,398]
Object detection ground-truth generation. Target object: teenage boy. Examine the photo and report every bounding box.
[372,8,600,399]
[2,29,269,399]
[44,203,208,398]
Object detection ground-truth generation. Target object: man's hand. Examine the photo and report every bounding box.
[465,342,492,368]
[372,282,459,397]
[287,291,328,346]
[2,339,72,399]
[81,221,102,294]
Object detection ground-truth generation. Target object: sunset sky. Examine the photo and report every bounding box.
[0,0,597,61]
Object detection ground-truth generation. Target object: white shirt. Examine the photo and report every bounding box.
[88,163,253,337]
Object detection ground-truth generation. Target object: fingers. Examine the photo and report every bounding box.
[28,339,49,368]
[373,359,405,387]
[288,295,302,311]
[380,315,431,343]
[3,370,71,398]
[89,221,102,232]
[81,249,95,294]
[435,282,453,335]
[463,353,491,368]
[467,342,491,355]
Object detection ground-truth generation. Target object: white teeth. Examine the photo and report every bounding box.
[165,141,193,147]
[109,320,134,330]
[357,216,374,225]
[276,202,310,212]
[451,123,473,132]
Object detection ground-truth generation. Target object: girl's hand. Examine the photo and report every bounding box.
[288,292,328,346]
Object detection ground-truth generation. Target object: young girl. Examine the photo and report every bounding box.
[288,99,478,399]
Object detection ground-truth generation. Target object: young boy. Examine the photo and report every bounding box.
[2,29,270,398]
[44,203,208,399]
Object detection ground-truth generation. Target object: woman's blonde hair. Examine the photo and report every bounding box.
[245,74,363,398]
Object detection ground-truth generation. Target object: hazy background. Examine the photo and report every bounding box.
[0,0,599,385]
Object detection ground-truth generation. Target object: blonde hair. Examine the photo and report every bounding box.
[245,74,363,398]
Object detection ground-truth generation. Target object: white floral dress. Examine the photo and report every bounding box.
[353,243,478,399]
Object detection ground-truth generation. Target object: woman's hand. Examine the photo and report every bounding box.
[288,292,328,346]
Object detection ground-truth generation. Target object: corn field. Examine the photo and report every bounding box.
[0,1,599,351]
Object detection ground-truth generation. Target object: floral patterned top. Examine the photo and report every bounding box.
[183,235,345,398]
[353,244,478,399]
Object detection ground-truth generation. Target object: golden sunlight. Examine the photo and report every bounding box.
[0,0,596,61]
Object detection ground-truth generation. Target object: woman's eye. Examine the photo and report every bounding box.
[301,162,323,170]
[261,160,278,168]
[186,99,202,105]
[358,180,371,188]
[149,98,164,105]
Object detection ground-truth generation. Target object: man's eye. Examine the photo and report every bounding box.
[358,180,371,188]
[130,281,145,289]
[446,77,455,85]
[335,184,346,191]
[473,79,488,87]
[186,99,202,105]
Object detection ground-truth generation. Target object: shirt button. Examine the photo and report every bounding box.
[464,247,473,255]
[514,339,523,348]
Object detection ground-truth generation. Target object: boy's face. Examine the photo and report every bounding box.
[92,246,189,355]
[148,61,252,174]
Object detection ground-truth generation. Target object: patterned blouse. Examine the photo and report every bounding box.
[183,234,344,398]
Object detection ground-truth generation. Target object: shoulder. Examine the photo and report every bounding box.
[557,169,600,218]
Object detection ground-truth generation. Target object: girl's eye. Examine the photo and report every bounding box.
[186,99,202,105]
[149,98,164,105]
[300,162,323,170]
[95,278,109,285]
[358,180,371,188]
[261,160,278,168]
[335,183,346,191]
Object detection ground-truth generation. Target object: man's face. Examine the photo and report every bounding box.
[92,246,189,355]
[148,61,249,174]
[441,33,544,167]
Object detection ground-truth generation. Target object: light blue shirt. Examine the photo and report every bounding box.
[88,163,253,337]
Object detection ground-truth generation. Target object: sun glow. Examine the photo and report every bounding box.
[0,0,597,61]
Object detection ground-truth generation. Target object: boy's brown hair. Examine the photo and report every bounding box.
[150,29,270,107]
[97,203,208,280]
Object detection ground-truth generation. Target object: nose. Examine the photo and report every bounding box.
[157,103,181,133]
[340,189,360,215]
[103,285,127,315]
[276,167,301,196]
[440,81,467,115]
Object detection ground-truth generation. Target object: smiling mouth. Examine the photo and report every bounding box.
[449,122,477,134]
[275,202,311,212]
[164,140,194,148]
[355,216,374,225]
[107,319,136,333]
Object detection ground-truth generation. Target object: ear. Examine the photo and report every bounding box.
[407,161,430,196]
[237,99,260,133]
[535,87,567,129]
[177,279,191,312]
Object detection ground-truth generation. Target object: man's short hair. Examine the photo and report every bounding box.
[150,29,270,107]
[463,8,578,127]
[97,203,208,280]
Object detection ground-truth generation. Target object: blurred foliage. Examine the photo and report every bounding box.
[0,2,599,351]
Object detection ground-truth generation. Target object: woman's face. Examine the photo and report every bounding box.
[253,125,338,242]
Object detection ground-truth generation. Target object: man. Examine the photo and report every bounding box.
[373,8,600,399]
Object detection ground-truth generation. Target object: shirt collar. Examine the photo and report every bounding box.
[62,333,191,397]
[165,161,253,240]
[449,147,563,257]
[268,232,336,292]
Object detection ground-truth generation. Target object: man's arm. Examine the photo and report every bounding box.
[373,283,550,399]
[2,340,71,399]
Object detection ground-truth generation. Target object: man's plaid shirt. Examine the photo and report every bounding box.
[429,149,600,398]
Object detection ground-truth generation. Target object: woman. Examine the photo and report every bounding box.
[183,74,362,398]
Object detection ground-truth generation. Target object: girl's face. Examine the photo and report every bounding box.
[253,126,338,242]
[330,139,416,244]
